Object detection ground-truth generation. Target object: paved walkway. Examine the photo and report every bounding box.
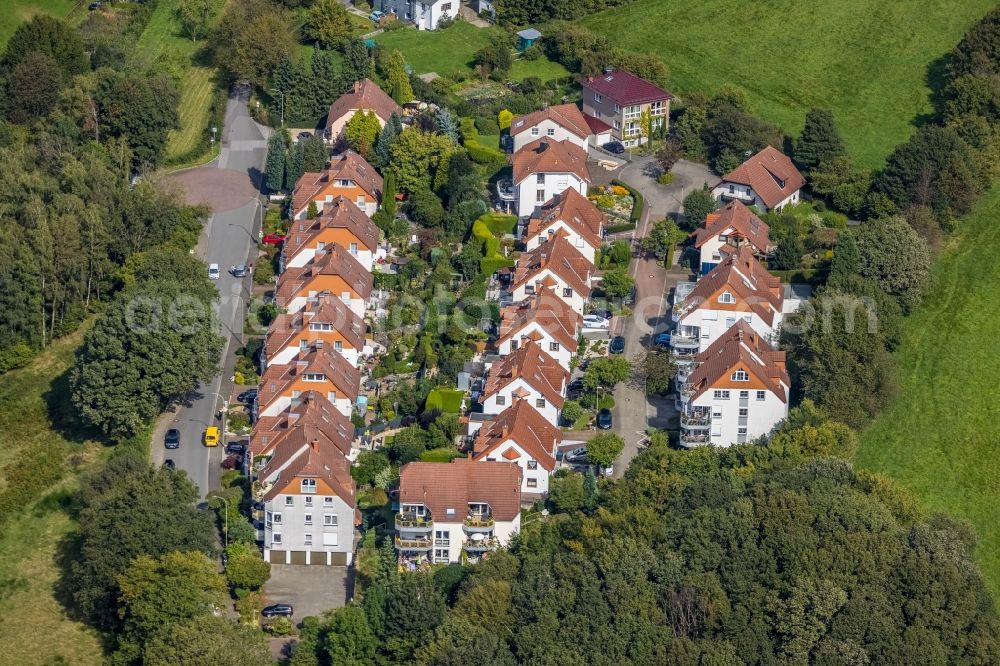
[610,156,717,478]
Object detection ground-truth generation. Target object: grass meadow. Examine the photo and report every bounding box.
[0,0,79,47]
[583,0,995,168]
[857,185,1000,601]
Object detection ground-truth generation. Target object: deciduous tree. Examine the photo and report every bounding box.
[681,186,718,228]
[175,0,218,42]
[600,267,634,298]
[853,215,931,309]
[305,0,353,48]
[586,432,624,468]
[225,542,271,591]
[344,110,381,157]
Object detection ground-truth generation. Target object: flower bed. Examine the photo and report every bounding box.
[588,184,634,223]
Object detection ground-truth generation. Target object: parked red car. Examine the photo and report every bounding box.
[262,233,286,245]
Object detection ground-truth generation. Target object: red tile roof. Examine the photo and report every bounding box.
[291,150,383,217]
[482,340,567,409]
[399,458,522,522]
[497,286,581,353]
[326,78,401,132]
[265,295,366,360]
[275,243,374,306]
[285,197,380,261]
[582,112,613,134]
[257,346,361,414]
[511,138,590,185]
[524,187,606,250]
[472,398,562,472]
[260,440,358,515]
[582,70,673,105]
[510,103,590,139]
[681,245,783,326]
[692,200,771,254]
[721,146,805,210]
[686,320,789,403]
[512,235,593,299]
[251,391,355,460]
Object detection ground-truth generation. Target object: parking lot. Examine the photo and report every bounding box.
[261,565,352,620]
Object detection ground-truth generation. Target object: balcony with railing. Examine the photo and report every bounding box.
[395,511,433,533]
[463,535,500,552]
[496,179,516,202]
[679,431,711,447]
[680,407,711,429]
[720,191,756,205]
[464,512,495,531]
[670,331,700,350]
[395,535,433,551]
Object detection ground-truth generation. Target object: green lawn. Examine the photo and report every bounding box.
[857,184,1000,602]
[425,387,466,413]
[582,0,995,168]
[0,0,78,47]
[510,55,570,82]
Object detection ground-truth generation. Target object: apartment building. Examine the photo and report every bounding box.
[581,70,673,148]
[478,340,567,428]
[471,397,561,496]
[263,295,367,369]
[509,234,593,314]
[250,390,355,462]
[396,459,522,566]
[510,138,590,218]
[496,286,581,369]
[520,187,606,263]
[677,320,789,448]
[256,346,361,419]
[275,244,373,318]
[282,196,380,272]
[291,150,383,219]
[691,200,771,276]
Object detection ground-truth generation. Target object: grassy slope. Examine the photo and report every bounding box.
[857,185,1000,601]
[0,327,105,666]
[0,0,78,47]
[137,0,224,161]
[582,0,994,168]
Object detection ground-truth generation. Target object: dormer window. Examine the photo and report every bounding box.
[531,127,539,136]
[301,479,317,494]
[304,373,325,382]
[719,292,736,304]
[731,370,749,382]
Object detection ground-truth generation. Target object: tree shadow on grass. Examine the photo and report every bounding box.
[914,53,952,127]
[43,366,105,446]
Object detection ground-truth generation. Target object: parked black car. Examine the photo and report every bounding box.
[164,428,180,449]
[163,459,176,469]
[262,603,294,618]
[589,308,613,320]
[610,335,626,354]
[602,141,625,154]
[567,377,584,394]
[226,442,247,456]
[597,408,613,429]
[237,389,257,404]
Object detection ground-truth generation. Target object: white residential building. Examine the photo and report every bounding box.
[711,145,806,212]
[496,286,581,370]
[509,235,593,315]
[282,197,380,273]
[477,340,567,429]
[396,459,522,566]
[471,398,562,496]
[509,103,592,152]
[378,0,458,30]
[520,187,606,263]
[511,138,590,218]
[263,295,367,369]
[690,200,771,276]
[256,348,361,419]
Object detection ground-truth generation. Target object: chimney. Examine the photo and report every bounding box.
[501,422,510,438]
[538,138,549,152]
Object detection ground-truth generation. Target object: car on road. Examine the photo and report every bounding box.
[231,264,248,278]
[204,426,221,447]
[597,408,613,429]
[226,442,247,456]
[563,447,588,464]
[589,308,613,320]
[602,141,625,154]
[164,428,180,449]
[262,233,286,245]
[237,389,257,404]
[567,377,584,394]
[610,335,626,354]
[163,459,175,469]
[262,603,294,618]
[208,263,220,280]
[582,315,610,329]
[654,332,671,346]
[368,10,385,22]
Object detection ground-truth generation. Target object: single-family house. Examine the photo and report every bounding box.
[291,151,383,219]
[712,145,806,212]
[672,245,783,356]
[256,346,361,419]
[509,103,591,152]
[678,320,789,448]
[521,187,605,263]
[511,138,590,218]
[396,459,522,566]
[275,244,374,318]
[377,0,458,31]
[263,295,367,369]
[691,200,771,275]
[282,196,380,273]
[510,234,593,314]
[496,286,581,369]
[581,70,673,149]
[478,340,568,428]
[258,440,360,565]
[250,390,356,462]
[472,397,562,496]
[324,78,401,144]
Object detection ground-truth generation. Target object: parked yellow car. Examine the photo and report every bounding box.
[204,426,221,447]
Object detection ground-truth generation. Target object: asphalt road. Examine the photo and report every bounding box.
[153,88,270,497]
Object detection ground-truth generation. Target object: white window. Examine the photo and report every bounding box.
[756,390,766,401]
[524,285,535,295]
[304,513,313,525]
[435,530,449,544]
[612,119,620,129]
[496,394,506,406]
[737,427,748,435]
[327,391,337,402]
[323,533,338,546]
[324,514,338,526]
[531,127,539,136]
[536,173,545,185]
[650,101,664,115]
[739,408,748,417]
[310,322,333,331]
[272,513,282,524]
[718,234,729,242]
[527,478,538,488]
[719,292,736,304]
[337,179,350,187]
[335,340,343,351]
[527,460,538,470]
[562,287,572,298]
[713,390,730,400]
[272,533,282,544]
[285,496,294,506]
[547,128,555,136]
[301,479,317,494]
[304,533,313,546]
[594,93,602,103]
[304,373,325,382]
[624,105,640,119]
[740,390,749,398]
[536,189,546,202]
[743,314,752,323]
[341,291,351,300]
[731,370,749,382]
[434,548,449,562]
[535,398,546,409]
[712,409,722,419]
[299,339,308,350]
[350,242,358,254]
[614,103,621,113]
[304,496,312,505]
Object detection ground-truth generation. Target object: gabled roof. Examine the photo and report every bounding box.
[721,146,806,209]
[511,235,593,298]
[260,440,357,513]
[472,398,561,472]
[326,78,401,129]
[275,243,374,306]
[686,320,789,403]
[510,103,591,140]
[251,391,354,460]
[285,197,380,258]
[692,200,771,254]
[497,286,581,353]
[680,245,783,326]
[266,295,366,359]
[482,340,567,408]
[511,138,590,185]
[524,187,605,250]
[291,150,383,216]
[582,70,674,105]
[257,346,361,411]
[582,113,613,134]
[399,458,522,522]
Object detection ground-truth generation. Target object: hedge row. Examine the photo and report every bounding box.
[612,178,644,225]
[606,222,637,234]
